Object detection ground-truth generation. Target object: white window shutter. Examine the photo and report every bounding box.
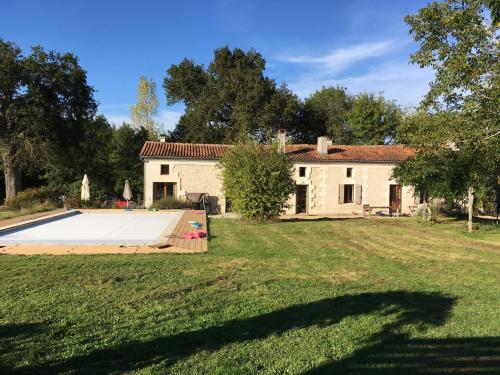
[355,185,362,204]
[338,184,344,204]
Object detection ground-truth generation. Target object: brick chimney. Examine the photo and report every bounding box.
[317,136,329,155]
[278,129,286,152]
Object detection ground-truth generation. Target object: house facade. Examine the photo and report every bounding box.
[140,135,418,215]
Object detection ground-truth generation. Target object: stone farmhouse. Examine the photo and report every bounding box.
[140,131,418,215]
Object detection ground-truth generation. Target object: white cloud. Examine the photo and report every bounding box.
[157,110,182,132]
[273,39,434,105]
[105,113,131,125]
[289,61,434,107]
[275,40,396,75]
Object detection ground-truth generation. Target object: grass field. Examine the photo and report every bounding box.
[1,217,499,374]
[0,205,57,221]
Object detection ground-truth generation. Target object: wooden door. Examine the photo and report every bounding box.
[389,184,402,214]
[296,185,308,214]
[165,183,175,198]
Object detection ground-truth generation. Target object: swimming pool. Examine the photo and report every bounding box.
[0,211,183,246]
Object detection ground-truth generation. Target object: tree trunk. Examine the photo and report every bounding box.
[2,148,21,201]
[467,186,474,233]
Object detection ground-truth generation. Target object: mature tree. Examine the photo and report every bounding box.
[347,93,402,145]
[45,116,114,200]
[164,47,302,144]
[395,0,499,230]
[110,123,149,197]
[0,39,96,199]
[130,76,160,140]
[302,86,352,143]
[219,143,295,221]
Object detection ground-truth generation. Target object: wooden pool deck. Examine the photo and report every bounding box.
[149,209,208,253]
[165,210,208,252]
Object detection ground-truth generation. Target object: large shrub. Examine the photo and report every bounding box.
[4,186,60,210]
[219,143,295,221]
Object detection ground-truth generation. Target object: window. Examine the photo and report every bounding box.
[344,184,353,203]
[160,164,169,175]
[339,184,360,204]
[299,167,306,177]
[346,167,353,178]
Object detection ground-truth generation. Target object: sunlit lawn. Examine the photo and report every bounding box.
[0,217,499,374]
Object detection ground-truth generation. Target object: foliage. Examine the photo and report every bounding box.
[164,47,302,144]
[42,116,115,200]
[302,86,352,143]
[64,177,110,203]
[3,186,60,210]
[130,76,160,140]
[150,196,192,209]
[347,93,402,145]
[0,39,96,199]
[219,143,295,221]
[110,123,149,197]
[396,0,500,204]
[0,218,499,373]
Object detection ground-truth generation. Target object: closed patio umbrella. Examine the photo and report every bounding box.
[81,174,90,202]
[123,179,133,207]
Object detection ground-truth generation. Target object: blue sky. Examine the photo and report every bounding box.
[2,0,433,132]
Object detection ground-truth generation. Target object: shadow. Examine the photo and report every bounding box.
[0,322,47,373]
[305,336,500,374]
[287,145,348,157]
[280,217,363,223]
[7,291,467,374]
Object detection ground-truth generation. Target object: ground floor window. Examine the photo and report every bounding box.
[153,182,176,201]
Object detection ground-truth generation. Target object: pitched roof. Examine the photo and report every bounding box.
[140,141,416,163]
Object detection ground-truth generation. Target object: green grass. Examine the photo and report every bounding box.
[0,205,58,221]
[0,217,499,374]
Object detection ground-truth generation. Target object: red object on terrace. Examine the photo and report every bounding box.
[182,230,208,239]
[115,201,127,208]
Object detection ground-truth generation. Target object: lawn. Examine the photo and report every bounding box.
[0,217,499,374]
[0,206,58,221]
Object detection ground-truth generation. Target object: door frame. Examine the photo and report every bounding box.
[153,182,177,201]
[296,184,308,214]
[389,184,402,215]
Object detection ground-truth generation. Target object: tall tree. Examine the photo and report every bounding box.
[0,39,96,199]
[163,47,302,144]
[394,0,499,230]
[302,86,352,143]
[110,123,149,197]
[130,76,160,140]
[347,93,402,145]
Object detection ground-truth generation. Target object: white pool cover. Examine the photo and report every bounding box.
[0,212,181,245]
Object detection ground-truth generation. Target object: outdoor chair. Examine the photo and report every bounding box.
[186,193,209,211]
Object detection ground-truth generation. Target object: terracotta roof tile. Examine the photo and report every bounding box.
[140,141,416,163]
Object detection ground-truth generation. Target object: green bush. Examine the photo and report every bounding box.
[64,196,82,209]
[151,197,192,210]
[219,143,295,221]
[4,186,60,210]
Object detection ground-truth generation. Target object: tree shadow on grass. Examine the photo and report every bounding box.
[0,322,47,373]
[305,335,500,374]
[5,291,498,374]
[4,291,450,374]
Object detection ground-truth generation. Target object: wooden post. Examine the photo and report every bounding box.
[422,193,427,222]
[467,186,474,233]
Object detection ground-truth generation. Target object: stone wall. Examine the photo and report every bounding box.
[144,158,416,215]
